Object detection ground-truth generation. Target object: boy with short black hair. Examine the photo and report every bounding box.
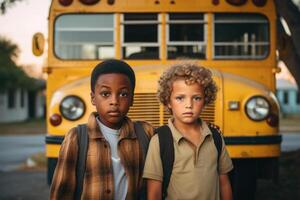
[50,59,153,200]
[143,62,233,200]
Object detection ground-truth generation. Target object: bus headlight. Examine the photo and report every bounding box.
[60,95,85,120]
[245,96,270,121]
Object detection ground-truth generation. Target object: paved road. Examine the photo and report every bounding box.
[0,135,47,199]
[281,132,300,152]
[0,170,49,200]
[0,135,44,172]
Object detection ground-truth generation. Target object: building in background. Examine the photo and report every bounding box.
[0,79,45,123]
[276,79,300,116]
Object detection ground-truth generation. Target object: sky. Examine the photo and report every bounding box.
[0,0,51,76]
[0,0,297,83]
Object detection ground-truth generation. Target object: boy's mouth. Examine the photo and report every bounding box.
[182,112,193,116]
[108,110,121,116]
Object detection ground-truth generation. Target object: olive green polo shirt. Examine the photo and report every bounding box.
[143,119,233,200]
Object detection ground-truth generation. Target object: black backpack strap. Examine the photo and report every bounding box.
[156,125,174,200]
[75,124,88,200]
[208,123,223,172]
[134,121,150,161]
[134,121,151,200]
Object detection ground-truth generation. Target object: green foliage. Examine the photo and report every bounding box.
[0,37,36,90]
[0,0,23,14]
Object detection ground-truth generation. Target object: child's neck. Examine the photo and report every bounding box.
[97,115,122,130]
[173,118,201,129]
[173,119,202,140]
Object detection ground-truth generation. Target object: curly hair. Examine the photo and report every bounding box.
[158,62,218,108]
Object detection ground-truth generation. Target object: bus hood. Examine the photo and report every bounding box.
[49,65,279,133]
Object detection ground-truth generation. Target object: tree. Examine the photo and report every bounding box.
[0,0,22,14]
[0,37,35,90]
[275,0,300,89]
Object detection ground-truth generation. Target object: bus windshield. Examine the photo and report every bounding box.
[214,13,269,59]
[122,13,159,59]
[54,13,269,61]
[54,14,115,60]
[167,13,206,59]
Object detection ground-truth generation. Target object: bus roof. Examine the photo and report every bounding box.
[51,0,275,16]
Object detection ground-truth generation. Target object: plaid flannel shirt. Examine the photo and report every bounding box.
[50,112,153,200]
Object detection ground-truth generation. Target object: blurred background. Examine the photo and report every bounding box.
[0,0,300,199]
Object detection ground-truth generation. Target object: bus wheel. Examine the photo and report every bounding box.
[229,159,257,200]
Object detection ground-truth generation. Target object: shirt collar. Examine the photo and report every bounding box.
[87,112,105,139]
[167,118,212,144]
[201,120,213,137]
[167,118,184,143]
[118,116,137,140]
[87,112,136,140]
[96,117,120,136]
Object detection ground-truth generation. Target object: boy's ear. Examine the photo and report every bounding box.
[91,91,96,106]
[167,102,171,109]
[167,102,173,114]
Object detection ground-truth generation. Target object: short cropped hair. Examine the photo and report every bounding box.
[90,59,136,93]
[158,62,217,107]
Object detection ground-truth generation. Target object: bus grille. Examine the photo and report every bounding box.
[128,93,215,127]
[128,93,161,127]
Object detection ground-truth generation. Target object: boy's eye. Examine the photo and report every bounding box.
[119,92,129,97]
[100,91,110,97]
[194,96,203,101]
[175,96,184,101]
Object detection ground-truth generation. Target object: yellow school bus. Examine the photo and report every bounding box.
[33,0,281,197]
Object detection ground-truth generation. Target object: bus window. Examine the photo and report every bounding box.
[55,14,114,60]
[167,13,206,59]
[122,13,159,59]
[214,13,269,59]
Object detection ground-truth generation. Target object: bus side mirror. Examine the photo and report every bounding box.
[32,32,45,56]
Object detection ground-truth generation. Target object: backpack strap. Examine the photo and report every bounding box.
[207,123,223,172]
[155,125,174,200]
[134,121,151,200]
[134,121,150,161]
[75,124,88,200]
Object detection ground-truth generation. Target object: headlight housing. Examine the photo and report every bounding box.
[245,96,270,121]
[60,95,85,120]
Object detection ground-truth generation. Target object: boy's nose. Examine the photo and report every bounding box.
[110,95,119,105]
[185,100,192,108]
[185,105,192,109]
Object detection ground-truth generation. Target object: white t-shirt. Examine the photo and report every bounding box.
[96,118,128,200]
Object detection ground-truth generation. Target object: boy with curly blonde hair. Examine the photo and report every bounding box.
[143,62,233,200]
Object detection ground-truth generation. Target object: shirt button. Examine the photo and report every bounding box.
[106,189,111,194]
